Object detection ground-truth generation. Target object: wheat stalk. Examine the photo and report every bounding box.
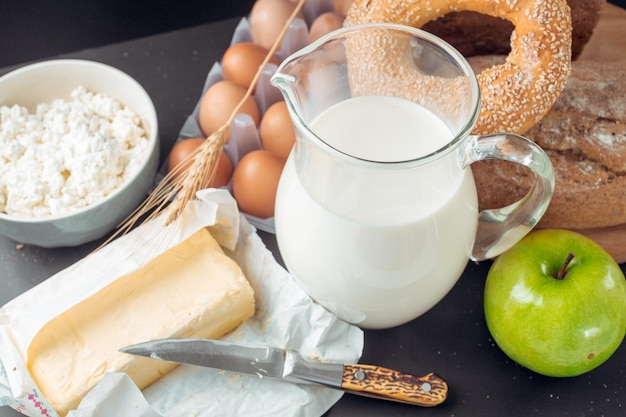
[109,0,307,240]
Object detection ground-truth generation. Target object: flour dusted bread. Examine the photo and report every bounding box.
[470,56,626,229]
[27,227,255,416]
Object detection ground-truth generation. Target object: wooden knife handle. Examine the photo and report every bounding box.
[341,364,448,406]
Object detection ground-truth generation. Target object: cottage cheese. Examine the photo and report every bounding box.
[0,86,150,218]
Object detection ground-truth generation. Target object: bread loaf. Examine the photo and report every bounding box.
[469,56,626,229]
[27,228,255,416]
[422,0,605,59]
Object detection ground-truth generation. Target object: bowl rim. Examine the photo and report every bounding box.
[0,59,159,224]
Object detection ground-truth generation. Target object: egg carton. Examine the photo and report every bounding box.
[171,0,336,234]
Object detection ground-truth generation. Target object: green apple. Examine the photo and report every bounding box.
[484,228,626,377]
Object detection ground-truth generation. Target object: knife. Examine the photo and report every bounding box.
[120,338,447,407]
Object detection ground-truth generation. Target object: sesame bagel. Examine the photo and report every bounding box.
[421,0,604,60]
[344,0,573,135]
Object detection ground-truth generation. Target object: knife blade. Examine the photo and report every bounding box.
[120,338,447,407]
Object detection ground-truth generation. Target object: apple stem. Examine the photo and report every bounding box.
[555,252,575,280]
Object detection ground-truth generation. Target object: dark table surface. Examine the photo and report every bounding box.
[2,9,626,417]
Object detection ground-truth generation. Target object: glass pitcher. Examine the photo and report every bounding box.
[270,23,554,329]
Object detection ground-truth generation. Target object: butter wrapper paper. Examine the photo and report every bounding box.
[0,189,364,417]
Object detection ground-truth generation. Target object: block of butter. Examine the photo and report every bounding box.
[26,227,255,416]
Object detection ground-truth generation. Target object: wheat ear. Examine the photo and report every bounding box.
[109,0,307,240]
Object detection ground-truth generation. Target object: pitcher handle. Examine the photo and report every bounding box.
[462,134,555,261]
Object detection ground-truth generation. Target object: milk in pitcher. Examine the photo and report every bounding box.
[275,95,478,328]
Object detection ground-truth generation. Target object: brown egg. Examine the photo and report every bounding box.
[333,0,355,16]
[210,151,234,188]
[167,138,204,180]
[167,138,233,188]
[309,12,344,42]
[249,0,304,50]
[232,150,285,218]
[222,42,280,90]
[198,80,260,138]
[260,101,296,160]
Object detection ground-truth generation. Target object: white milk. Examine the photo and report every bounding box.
[275,96,478,329]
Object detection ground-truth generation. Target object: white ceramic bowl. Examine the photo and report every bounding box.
[0,59,159,247]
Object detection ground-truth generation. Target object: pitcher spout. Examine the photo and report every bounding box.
[271,33,354,135]
[269,69,297,103]
[269,68,296,91]
[270,55,317,138]
[270,61,303,117]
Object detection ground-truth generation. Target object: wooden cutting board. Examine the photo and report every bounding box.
[572,3,626,263]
